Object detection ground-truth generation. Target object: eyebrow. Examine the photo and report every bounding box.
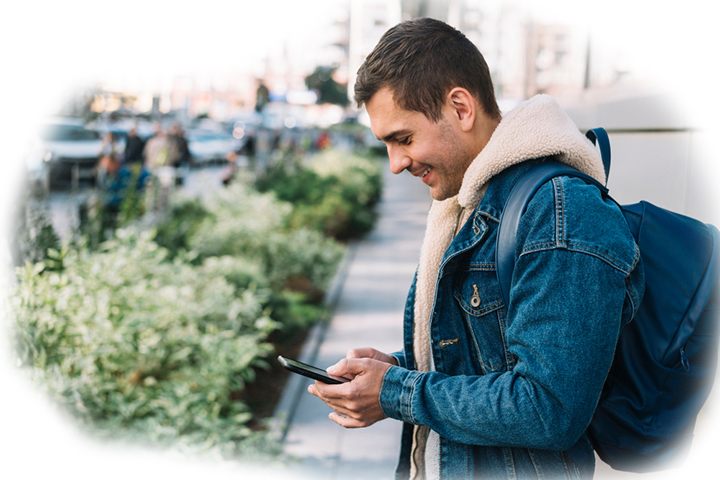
[378,129,412,143]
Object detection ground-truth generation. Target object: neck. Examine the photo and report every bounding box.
[470,115,500,158]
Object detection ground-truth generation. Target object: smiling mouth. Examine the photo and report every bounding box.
[421,167,432,178]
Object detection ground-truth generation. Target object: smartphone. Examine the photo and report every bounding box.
[278,355,350,384]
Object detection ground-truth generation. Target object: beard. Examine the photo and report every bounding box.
[428,121,475,201]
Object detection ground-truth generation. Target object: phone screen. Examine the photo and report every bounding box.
[278,355,350,384]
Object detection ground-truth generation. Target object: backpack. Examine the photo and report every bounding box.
[495,128,720,472]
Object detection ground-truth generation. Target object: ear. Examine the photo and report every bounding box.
[447,88,475,133]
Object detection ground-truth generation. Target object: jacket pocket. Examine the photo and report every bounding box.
[454,270,513,375]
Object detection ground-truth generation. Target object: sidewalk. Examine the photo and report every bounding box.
[278,162,431,480]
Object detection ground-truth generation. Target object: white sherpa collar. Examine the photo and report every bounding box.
[412,94,605,374]
[458,94,606,208]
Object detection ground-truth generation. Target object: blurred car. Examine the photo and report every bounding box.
[31,117,104,189]
[186,128,243,165]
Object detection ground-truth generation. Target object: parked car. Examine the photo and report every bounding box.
[186,128,243,165]
[31,117,104,190]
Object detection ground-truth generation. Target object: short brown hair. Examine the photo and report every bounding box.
[355,17,501,122]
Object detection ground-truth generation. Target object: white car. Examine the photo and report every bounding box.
[186,129,243,165]
[31,117,104,189]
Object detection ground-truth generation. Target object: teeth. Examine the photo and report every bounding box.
[422,167,431,178]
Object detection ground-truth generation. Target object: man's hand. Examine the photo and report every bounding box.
[308,348,397,428]
[345,347,399,367]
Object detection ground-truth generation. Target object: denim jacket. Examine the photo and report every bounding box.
[379,159,645,479]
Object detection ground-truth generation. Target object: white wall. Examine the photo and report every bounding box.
[564,93,720,227]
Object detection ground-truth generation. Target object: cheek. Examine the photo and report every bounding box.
[411,143,436,163]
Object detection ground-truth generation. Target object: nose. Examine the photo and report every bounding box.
[387,144,411,175]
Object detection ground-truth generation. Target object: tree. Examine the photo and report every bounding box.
[305,66,349,106]
[255,82,270,112]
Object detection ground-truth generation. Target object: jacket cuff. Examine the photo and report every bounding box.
[390,350,407,369]
[379,365,422,424]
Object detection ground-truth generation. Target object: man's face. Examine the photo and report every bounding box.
[366,87,475,201]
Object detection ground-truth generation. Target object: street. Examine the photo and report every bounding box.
[47,164,227,241]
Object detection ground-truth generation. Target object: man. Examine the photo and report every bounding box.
[143,123,171,168]
[123,127,146,164]
[309,18,644,479]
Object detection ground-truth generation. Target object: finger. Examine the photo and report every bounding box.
[334,357,372,376]
[308,386,357,417]
[326,358,352,377]
[328,412,367,429]
[325,401,357,418]
[346,347,376,359]
[310,380,352,401]
[308,382,345,398]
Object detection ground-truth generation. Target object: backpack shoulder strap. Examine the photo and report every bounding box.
[495,161,608,310]
[586,127,611,183]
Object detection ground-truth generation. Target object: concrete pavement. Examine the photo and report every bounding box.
[277,161,431,480]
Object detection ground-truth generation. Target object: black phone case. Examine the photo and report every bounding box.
[278,356,349,384]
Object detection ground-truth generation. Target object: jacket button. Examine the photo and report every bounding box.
[471,284,481,307]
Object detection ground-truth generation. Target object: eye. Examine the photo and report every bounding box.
[397,137,411,146]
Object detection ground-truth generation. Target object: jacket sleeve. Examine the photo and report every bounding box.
[378,178,643,450]
[390,350,407,369]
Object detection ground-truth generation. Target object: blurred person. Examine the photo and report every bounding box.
[244,130,256,159]
[143,125,172,168]
[221,151,239,186]
[103,161,149,210]
[309,18,644,480]
[168,123,190,167]
[315,130,331,150]
[123,127,146,164]
[223,130,255,184]
[96,131,121,185]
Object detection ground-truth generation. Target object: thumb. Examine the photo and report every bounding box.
[326,358,350,376]
[328,357,368,376]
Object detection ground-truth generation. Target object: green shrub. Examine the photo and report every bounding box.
[8,149,364,459]
[255,149,382,240]
[153,180,343,336]
[153,195,209,258]
[10,228,277,457]
[14,201,61,266]
[186,182,291,259]
[187,182,345,298]
[200,255,269,293]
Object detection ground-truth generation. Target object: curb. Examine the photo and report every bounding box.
[272,240,360,441]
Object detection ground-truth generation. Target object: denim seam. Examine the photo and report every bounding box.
[503,447,518,480]
[520,242,633,275]
[528,449,546,480]
[560,451,579,479]
[479,357,508,371]
[378,369,391,419]
[625,244,643,314]
[455,294,504,316]
[497,306,514,371]
[458,308,489,374]
[553,177,567,249]
[404,371,422,424]
[449,294,468,375]
[467,263,495,271]
[565,242,633,274]
[524,387,554,447]
[477,209,500,223]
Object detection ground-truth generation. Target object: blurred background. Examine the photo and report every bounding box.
[1,0,718,479]
[3,0,718,224]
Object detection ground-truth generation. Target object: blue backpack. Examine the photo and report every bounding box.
[495,128,720,472]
